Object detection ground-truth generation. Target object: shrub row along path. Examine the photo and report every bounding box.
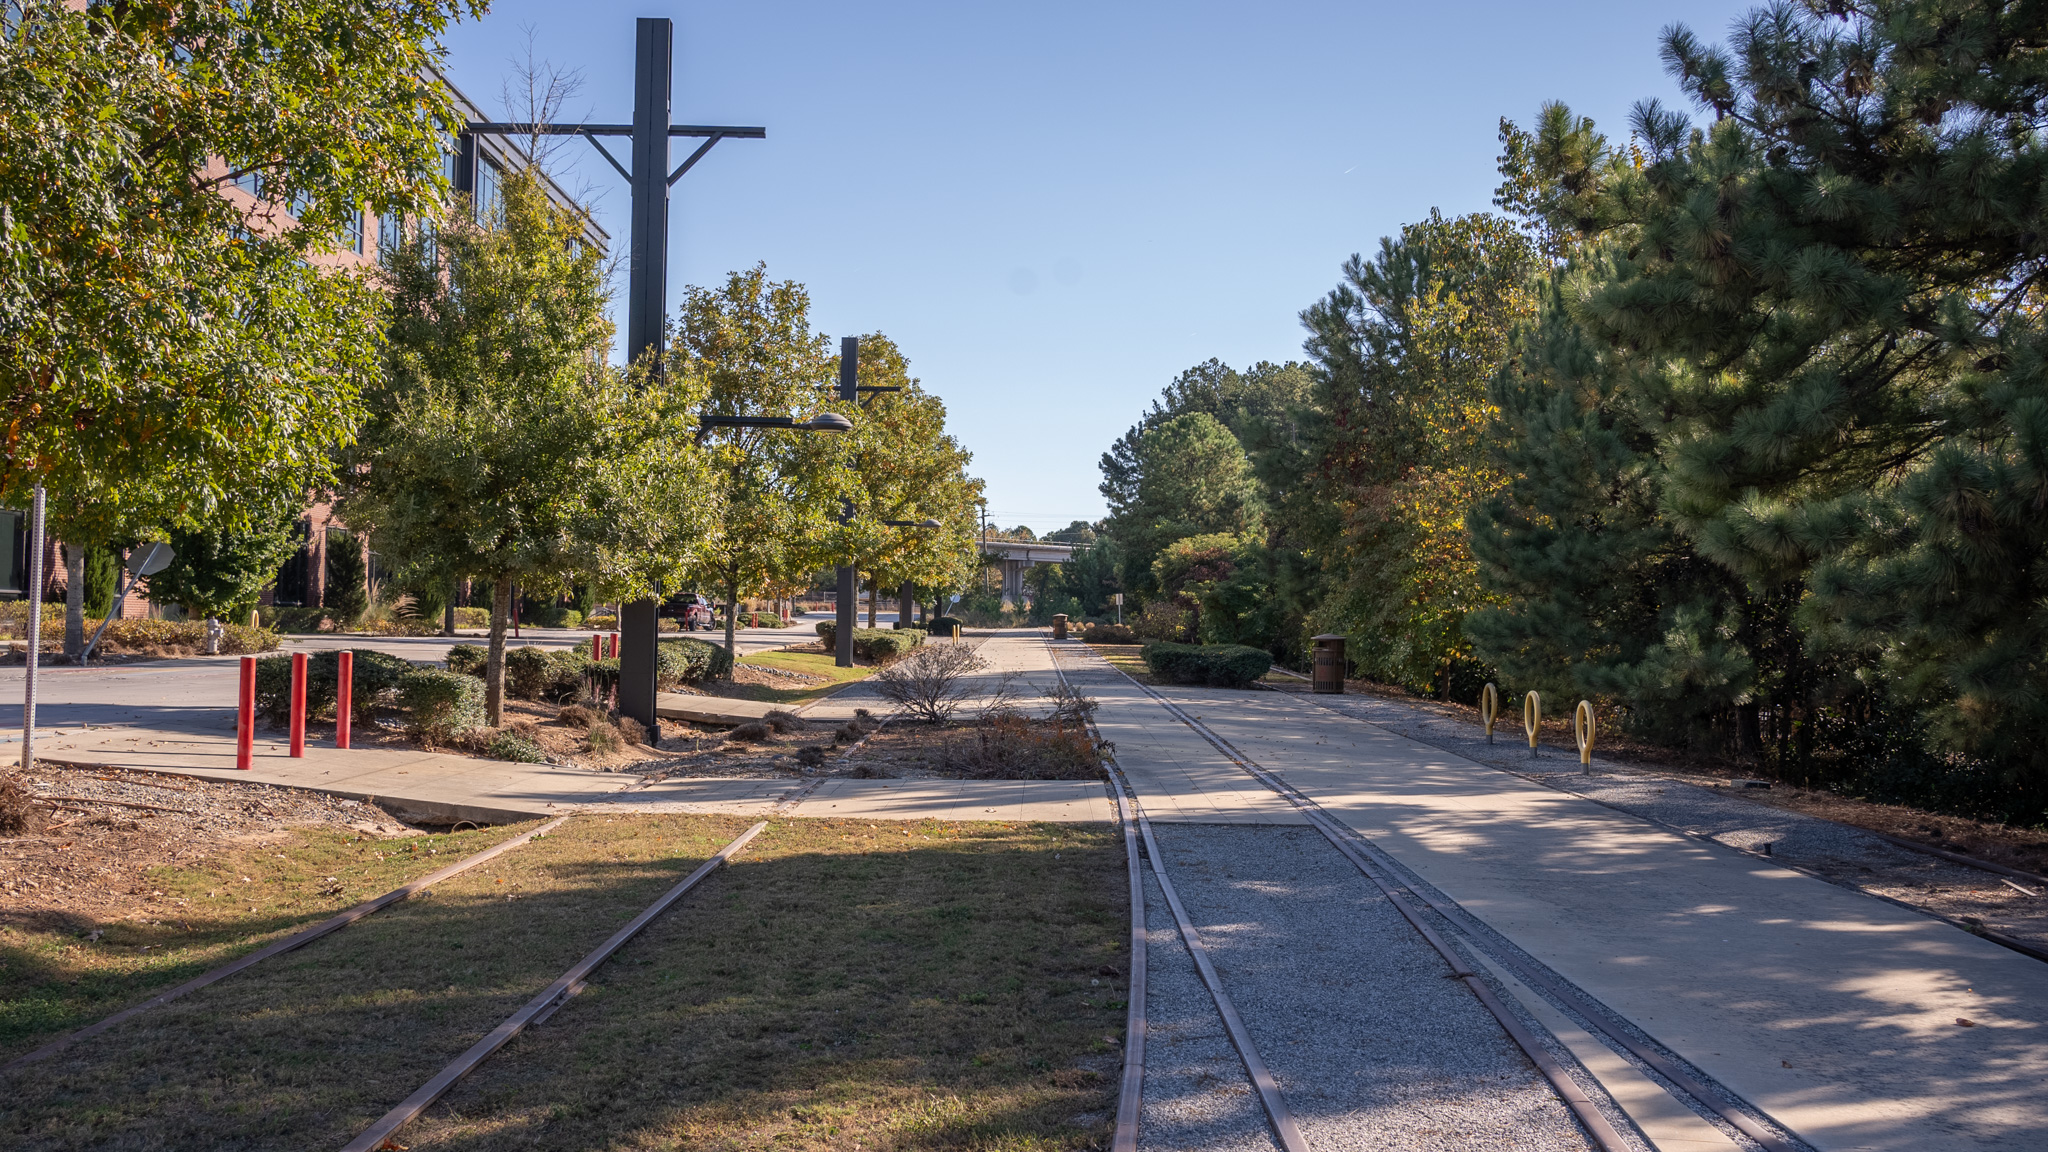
[1052,639,2048,1152]
[3,626,1108,827]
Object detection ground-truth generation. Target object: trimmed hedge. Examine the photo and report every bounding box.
[1082,622,1137,644]
[585,613,618,630]
[258,606,328,634]
[1140,642,1272,688]
[397,668,485,739]
[815,623,927,661]
[505,646,590,702]
[449,637,729,697]
[659,636,732,685]
[446,644,487,677]
[453,607,490,629]
[253,649,415,724]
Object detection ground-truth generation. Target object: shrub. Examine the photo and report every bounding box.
[658,636,731,684]
[259,606,328,634]
[1132,600,1190,641]
[505,646,590,702]
[872,642,989,722]
[557,703,601,729]
[728,721,771,743]
[1140,642,1272,688]
[452,606,491,629]
[0,771,37,834]
[446,644,488,676]
[929,615,962,635]
[560,610,583,630]
[586,613,618,630]
[763,709,801,733]
[398,668,486,739]
[253,649,415,724]
[92,618,281,655]
[585,721,621,752]
[1081,622,1137,644]
[487,729,548,763]
[816,623,926,662]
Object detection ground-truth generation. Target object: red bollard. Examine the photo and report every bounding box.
[335,651,353,749]
[608,632,619,659]
[590,634,602,660]
[237,656,256,770]
[289,651,307,757]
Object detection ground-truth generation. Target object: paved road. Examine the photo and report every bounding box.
[2,623,808,745]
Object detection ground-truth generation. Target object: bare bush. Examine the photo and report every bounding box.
[1043,682,1099,727]
[871,641,989,723]
[728,721,771,743]
[763,710,801,733]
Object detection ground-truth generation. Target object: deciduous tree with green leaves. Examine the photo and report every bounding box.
[339,168,709,725]
[0,0,481,652]
[673,266,842,662]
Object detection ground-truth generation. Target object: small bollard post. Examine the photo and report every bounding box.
[289,651,308,757]
[237,656,256,770]
[1575,700,1595,772]
[1480,682,1499,744]
[609,632,619,659]
[336,651,353,749]
[1523,690,1542,759]
[1051,613,1068,640]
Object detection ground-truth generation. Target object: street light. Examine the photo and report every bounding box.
[696,412,851,443]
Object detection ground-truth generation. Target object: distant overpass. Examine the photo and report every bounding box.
[982,539,1085,605]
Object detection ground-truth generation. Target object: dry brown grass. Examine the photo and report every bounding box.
[1,816,1126,1152]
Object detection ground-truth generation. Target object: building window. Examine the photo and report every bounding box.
[0,508,25,597]
[476,159,501,222]
[340,207,364,254]
[270,519,312,607]
[377,210,404,263]
[230,170,262,197]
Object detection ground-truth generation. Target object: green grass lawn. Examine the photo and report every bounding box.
[1,816,1126,1152]
[727,648,879,706]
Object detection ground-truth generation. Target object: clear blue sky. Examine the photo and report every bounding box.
[436,0,1756,535]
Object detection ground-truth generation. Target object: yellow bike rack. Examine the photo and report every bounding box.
[1575,700,1596,772]
[1480,682,1500,744]
[1523,690,1541,758]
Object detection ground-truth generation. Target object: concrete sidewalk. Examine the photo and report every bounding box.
[28,720,1113,826]
[1058,640,2047,1152]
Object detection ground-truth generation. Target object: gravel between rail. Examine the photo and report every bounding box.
[1139,822,1601,1151]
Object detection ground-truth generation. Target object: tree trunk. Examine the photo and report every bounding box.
[723,578,739,667]
[866,580,876,628]
[485,577,512,727]
[899,581,914,628]
[62,544,85,659]
[443,582,457,637]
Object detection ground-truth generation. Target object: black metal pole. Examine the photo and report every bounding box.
[834,336,858,668]
[617,17,674,731]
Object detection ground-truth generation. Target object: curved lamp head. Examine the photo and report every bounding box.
[918,518,943,528]
[803,412,853,433]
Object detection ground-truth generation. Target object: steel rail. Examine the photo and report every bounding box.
[340,820,769,1152]
[4,815,571,1072]
[1108,771,1148,1152]
[1117,663,1801,1152]
[1047,649,1303,1152]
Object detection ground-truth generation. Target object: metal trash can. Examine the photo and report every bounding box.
[1312,633,1346,694]
[1051,613,1069,640]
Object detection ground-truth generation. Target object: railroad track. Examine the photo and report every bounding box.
[1051,639,1805,1152]
[3,814,769,1151]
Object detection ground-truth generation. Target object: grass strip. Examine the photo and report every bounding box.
[4,817,571,1071]
[0,815,752,1151]
[1087,642,1156,685]
[730,648,877,706]
[0,821,538,1061]
[395,818,1126,1152]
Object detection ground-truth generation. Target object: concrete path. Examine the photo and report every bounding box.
[1053,639,2048,1152]
[22,705,1113,826]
